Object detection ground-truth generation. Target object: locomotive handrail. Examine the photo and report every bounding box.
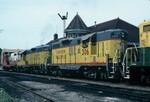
[112,50,118,73]
[113,50,118,63]
[122,48,130,78]
[122,49,127,74]
[44,56,51,67]
[133,43,138,53]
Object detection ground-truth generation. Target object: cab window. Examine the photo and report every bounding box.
[143,25,150,32]
[91,34,97,45]
[82,39,89,48]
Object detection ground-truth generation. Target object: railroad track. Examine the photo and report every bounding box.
[49,78,150,101]
[73,82,150,101]
[1,71,150,101]
[0,77,55,102]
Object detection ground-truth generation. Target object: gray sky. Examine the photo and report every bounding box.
[0,0,150,49]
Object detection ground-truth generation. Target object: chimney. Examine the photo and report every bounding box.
[54,33,58,40]
[94,21,97,27]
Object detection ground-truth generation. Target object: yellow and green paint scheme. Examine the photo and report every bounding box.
[126,20,150,83]
[127,20,150,67]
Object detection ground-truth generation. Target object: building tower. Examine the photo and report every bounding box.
[65,13,90,38]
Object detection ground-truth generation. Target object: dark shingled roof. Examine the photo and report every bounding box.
[88,18,139,43]
[47,17,139,45]
[65,13,89,34]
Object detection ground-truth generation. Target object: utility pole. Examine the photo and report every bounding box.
[58,12,68,37]
[0,29,4,67]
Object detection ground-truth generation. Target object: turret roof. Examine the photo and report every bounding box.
[65,13,88,31]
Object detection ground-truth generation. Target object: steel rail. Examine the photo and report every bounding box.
[51,78,150,101]
[0,77,55,102]
[1,71,150,101]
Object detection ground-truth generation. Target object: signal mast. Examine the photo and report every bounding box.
[58,12,68,37]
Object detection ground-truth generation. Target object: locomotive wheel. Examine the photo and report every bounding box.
[95,68,102,80]
[103,73,107,80]
[79,69,85,79]
[141,75,146,83]
[47,67,51,75]
[140,75,149,85]
[101,73,107,80]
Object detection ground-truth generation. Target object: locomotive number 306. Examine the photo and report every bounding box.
[82,48,89,55]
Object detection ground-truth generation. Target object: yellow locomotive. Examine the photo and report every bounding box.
[51,29,128,79]
[17,45,52,73]
[139,20,150,47]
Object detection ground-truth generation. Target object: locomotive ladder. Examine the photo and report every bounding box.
[111,50,118,74]
[110,49,130,79]
[122,49,130,79]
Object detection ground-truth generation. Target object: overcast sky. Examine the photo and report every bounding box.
[0,0,150,49]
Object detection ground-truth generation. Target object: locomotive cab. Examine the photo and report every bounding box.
[79,29,128,80]
[140,20,150,47]
[105,30,128,79]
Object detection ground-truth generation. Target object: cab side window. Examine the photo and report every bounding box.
[82,39,89,48]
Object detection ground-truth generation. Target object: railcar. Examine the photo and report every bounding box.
[51,29,128,80]
[17,45,52,73]
[0,50,21,71]
[124,20,150,84]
